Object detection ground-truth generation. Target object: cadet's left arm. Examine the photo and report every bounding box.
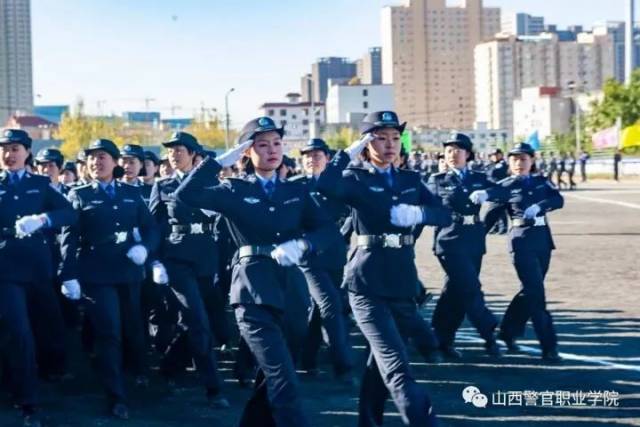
[417,182,453,227]
[137,194,160,254]
[44,183,78,228]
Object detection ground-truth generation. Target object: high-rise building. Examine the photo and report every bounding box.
[310,57,357,103]
[593,21,640,82]
[356,47,383,85]
[381,0,500,129]
[0,0,33,124]
[501,12,545,36]
[474,32,615,131]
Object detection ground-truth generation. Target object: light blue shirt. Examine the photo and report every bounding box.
[255,173,277,193]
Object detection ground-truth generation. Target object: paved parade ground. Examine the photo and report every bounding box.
[2,179,639,427]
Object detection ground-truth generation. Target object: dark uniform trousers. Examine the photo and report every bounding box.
[161,261,223,391]
[83,281,146,400]
[432,252,497,346]
[501,250,557,351]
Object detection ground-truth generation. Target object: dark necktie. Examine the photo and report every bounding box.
[264,180,275,199]
[104,184,116,199]
[9,172,20,186]
[384,170,393,188]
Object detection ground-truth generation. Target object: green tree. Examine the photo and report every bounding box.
[323,127,356,150]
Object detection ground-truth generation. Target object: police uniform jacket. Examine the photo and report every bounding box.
[59,181,160,285]
[0,171,77,284]
[483,175,564,253]
[149,173,219,277]
[426,169,498,255]
[316,151,451,299]
[175,157,341,311]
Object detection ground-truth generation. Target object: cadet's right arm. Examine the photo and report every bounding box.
[175,157,233,215]
[59,189,82,281]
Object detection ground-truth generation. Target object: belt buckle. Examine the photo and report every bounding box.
[383,234,402,248]
[114,231,128,244]
[190,223,204,234]
[463,215,475,225]
[534,217,546,226]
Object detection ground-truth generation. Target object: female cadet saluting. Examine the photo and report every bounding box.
[148,131,229,407]
[0,129,77,427]
[316,111,448,427]
[481,143,563,361]
[427,133,503,359]
[175,117,340,427]
[59,139,159,420]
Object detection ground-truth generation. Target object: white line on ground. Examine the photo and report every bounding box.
[456,332,640,373]
[564,193,640,210]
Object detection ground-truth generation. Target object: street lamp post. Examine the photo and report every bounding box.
[567,81,582,153]
[225,88,235,150]
[303,75,316,138]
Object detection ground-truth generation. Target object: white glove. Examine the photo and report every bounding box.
[61,280,81,301]
[217,139,254,168]
[523,204,541,219]
[152,261,169,285]
[270,239,307,267]
[469,190,489,205]
[15,214,47,238]
[390,204,424,228]
[200,209,217,217]
[344,134,375,161]
[126,244,148,266]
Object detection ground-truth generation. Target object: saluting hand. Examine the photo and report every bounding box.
[217,139,254,168]
[344,134,375,161]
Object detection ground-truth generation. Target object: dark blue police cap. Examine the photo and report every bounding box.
[162,131,201,152]
[0,129,32,148]
[62,161,77,174]
[35,147,64,168]
[443,132,473,152]
[300,138,329,155]
[85,139,120,160]
[237,116,284,144]
[120,144,145,162]
[143,150,160,165]
[508,143,535,157]
[359,111,406,135]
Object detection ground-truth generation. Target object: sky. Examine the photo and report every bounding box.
[31,0,632,129]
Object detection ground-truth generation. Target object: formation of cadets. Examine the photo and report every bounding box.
[0,110,566,427]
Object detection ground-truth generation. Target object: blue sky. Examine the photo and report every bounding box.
[32,0,631,128]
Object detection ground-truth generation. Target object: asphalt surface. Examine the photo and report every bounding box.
[1,179,639,426]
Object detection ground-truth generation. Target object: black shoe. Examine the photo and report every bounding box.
[498,333,521,353]
[485,341,503,357]
[440,346,463,359]
[542,349,562,362]
[206,390,230,409]
[110,402,129,420]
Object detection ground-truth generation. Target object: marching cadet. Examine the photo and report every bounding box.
[482,143,563,361]
[293,138,354,381]
[485,148,509,235]
[61,161,78,186]
[119,144,153,205]
[35,148,69,195]
[59,139,160,419]
[316,111,448,426]
[143,150,160,185]
[428,133,503,358]
[74,151,90,185]
[159,153,174,178]
[175,116,341,427]
[148,131,229,408]
[0,129,77,427]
